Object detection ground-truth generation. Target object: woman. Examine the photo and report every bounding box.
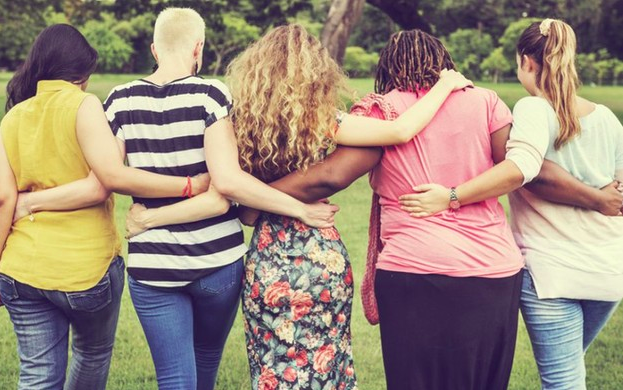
[0,24,214,390]
[401,19,623,389]
[225,25,475,390]
[3,10,339,390]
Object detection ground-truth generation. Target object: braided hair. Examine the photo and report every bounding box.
[375,30,455,95]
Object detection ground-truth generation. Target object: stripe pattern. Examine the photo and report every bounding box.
[103,76,247,287]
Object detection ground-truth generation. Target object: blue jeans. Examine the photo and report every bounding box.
[0,256,124,390]
[520,271,620,390]
[128,258,243,390]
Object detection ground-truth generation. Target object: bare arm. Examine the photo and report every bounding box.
[525,161,623,215]
[204,118,338,228]
[336,70,473,146]
[13,171,110,222]
[0,136,17,252]
[125,186,230,238]
[76,95,208,198]
[239,146,382,225]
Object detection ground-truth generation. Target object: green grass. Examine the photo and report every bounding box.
[1,74,622,389]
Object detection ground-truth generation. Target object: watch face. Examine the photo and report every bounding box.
[449,200,461,210]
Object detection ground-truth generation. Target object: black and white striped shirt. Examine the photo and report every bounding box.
[104,76,247,287]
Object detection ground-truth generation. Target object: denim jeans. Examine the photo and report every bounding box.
[520,270,620,390]
[128,258,243,390]
[0,256,124,390]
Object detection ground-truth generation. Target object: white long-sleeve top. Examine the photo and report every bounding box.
[506,96,623,301]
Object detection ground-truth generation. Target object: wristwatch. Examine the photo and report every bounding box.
[449,187,461,211]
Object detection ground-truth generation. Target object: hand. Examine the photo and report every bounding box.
[191,173,211,196]
[596,181,623,216]
[13,192,30,223]
[299,202,340,228]
[399,183,451,218]
[438,69,474,92]
[125,203,149,239]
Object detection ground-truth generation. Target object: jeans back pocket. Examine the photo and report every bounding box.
[66,273,112,312]
[0,274,18,303]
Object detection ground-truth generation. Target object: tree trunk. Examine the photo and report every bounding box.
[320,0,365,65]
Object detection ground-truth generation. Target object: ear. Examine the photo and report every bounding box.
[150,43,158,63]
[522,55,537,72]
[193,40,204,60]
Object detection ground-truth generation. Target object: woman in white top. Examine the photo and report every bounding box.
[398,19,623,389]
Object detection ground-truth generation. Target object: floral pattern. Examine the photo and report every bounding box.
[243,214,358,390]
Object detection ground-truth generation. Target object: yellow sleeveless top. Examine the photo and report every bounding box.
[0,80,120,291]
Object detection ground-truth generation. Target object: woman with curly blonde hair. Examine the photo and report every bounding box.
[226,24,471,389]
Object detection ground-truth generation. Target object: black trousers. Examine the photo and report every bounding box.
[375,269,523,390]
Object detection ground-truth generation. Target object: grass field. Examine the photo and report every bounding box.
[0,73,622,389]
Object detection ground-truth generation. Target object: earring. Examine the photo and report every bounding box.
[194,62,199,76]
[152,62,159,72]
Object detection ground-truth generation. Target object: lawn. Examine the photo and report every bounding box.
[0,73,622,389]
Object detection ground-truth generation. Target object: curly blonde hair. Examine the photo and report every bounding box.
[226,24,350,182]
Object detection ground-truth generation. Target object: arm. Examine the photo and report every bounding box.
[524,160,623,216]
[205,118,338,228]
[239,145,382,226]
[335,69,473,146]
[13,171,109,222]
[0,135,17,252]
[125,185,230,238]
[76,95,208,198]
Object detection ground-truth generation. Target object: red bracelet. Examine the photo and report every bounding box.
[181,176,193,198]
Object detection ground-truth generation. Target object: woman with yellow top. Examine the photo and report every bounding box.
[0,24,225,390]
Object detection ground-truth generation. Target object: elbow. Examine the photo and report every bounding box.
[92,180,112,204]
[394,124,413,144]
[321,171,354,193]
[0,189,17,207]
[215,196,231,216]
[211,176,238,199]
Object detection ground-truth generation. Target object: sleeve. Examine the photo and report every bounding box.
[488,91,513,133]
[102,88,124,142]
[205,80,233,128]
[349,93,392,120]
[505,97,551,185]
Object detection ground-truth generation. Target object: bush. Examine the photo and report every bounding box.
[343,46,378,78]
[81,14,133,73]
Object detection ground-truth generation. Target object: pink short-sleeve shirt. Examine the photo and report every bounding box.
[369,87,524,278]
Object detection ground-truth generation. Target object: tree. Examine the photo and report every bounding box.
[0,0,51,69]
[365,0,431,31]
[81,14,133,73]
[480,47,512,83]
[348,3,398,53]
[205,13,261,75]
[444,29,494,80]
[498,18,540,63]
[320,0,365,64]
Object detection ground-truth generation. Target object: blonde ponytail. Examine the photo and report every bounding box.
[517,19,581,149]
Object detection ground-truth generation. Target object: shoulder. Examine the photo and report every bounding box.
[103,79,144,108]
[351,92,398,120]
[513,96,551,113]
[184,77,232,104]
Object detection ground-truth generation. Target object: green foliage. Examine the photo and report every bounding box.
[81,14,133,73]
[576,53,597,85]
[205,13,261,75]
[498,18,540,63]
[444,28,494,80]
[342,46,379,78]
[349,3,398,53]
[481,47,512,83]
[0,0,50,69]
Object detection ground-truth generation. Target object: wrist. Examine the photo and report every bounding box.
[138,209,157,229]
[449,187,461,210]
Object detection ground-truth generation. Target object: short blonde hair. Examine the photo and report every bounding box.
[227,24,351,182]
[153,8,205,56]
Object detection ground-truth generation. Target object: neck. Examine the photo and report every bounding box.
[146,55,196,85]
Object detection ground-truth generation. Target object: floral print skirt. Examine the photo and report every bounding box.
[242,214,358,390]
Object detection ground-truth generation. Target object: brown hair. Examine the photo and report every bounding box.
[375,29,455,95]
[226,24,350,182]
[517,19,580,149]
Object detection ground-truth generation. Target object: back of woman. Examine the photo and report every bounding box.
[370,87,523,277]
